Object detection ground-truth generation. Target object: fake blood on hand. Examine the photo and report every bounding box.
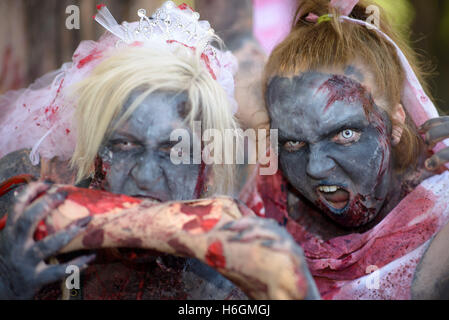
[33,187,143,241]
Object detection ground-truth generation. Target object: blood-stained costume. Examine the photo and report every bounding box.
[240,0,449,300]
[241,168,449,299]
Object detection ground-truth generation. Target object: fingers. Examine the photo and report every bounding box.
[423,121,449,147]
[29,216,92,261]
[36,253,96,287]
[11,182,53,225]
[220,217,254,232]
[425,148,449,171]
[16,191,68,240]
[419,116,449,133]
[221,217,287,244]
[233,199,255,217]
[229,227,280,243]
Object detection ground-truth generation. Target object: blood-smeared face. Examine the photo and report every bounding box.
[267,72,394,228]
[97,91,201,202]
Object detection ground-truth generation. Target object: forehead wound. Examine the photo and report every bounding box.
[317,75,375,114]
[267,73,374,109]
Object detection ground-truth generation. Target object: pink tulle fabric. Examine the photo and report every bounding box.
[329,0,359,16]
[0,2,238,165]
[0,33,117,164]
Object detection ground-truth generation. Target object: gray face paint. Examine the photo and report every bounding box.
[97,90,201,202]
[267,72,395,228]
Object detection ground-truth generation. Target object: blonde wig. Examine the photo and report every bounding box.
[70,44,239,196]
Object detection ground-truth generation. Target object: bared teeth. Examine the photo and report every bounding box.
[318,186,339,193]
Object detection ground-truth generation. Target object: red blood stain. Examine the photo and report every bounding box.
[90,157,111,190]
[180,203,218,232]
[178,3,194,11]
[34,221,48,241]
[315,193,376,228]
[0,174,35,199]
[60,187,142,215]
[96,4,106,10]
[77,49,102,69]
[65,129,71,135]
[43,78,64,124]
[82,228,104,248]
[0,215,7,231]
[166,40,216,80]
[205,240,226,269]
[182,219,199,231]
[131,42,143,47]
[180,203,213,217]
[318,75,374,114]
[200,218,220,231]
[182,217,219,232]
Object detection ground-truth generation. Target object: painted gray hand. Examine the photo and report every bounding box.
[0,181,94,299]
[420,116,449,171]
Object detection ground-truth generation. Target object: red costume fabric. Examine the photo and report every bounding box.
[240,168,449,299]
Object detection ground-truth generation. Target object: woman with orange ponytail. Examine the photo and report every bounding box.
[240,0,449,299]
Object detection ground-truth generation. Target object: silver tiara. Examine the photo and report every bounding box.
[95,1,216,52]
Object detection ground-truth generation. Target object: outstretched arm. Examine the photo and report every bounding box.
[22,182,317,300]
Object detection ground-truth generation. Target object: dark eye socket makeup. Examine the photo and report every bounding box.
[109,137,143,152]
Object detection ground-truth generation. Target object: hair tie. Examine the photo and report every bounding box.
[304,13,332,24]
[317,14,333,24]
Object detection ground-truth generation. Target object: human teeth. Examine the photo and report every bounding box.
[318,186,339,193]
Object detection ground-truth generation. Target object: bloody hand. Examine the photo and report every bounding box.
[33,184,312,299]
[420,116,449,170]
[0,182,95,300]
